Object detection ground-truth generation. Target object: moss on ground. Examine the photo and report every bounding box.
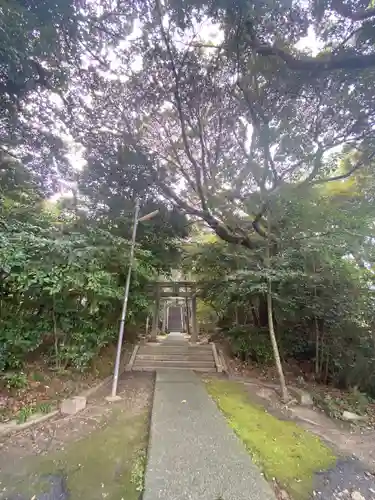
[4,409,149,500]
[206,379,336,499]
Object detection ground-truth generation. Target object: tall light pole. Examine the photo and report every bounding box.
[107,199,159,401]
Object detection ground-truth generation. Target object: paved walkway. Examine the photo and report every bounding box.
[144,335,275,500]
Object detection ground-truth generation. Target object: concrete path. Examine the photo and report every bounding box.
[144,367,276,500]
[162,331,187,344]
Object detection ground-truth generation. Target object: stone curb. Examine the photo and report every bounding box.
[0,347,132,437]
[0,410,60,437]
[211,342,223,373]
[218,348,229,374]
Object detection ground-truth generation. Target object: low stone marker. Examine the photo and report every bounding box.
[341,410,367,422]
[60,396,87,415]
[289,387,313,406]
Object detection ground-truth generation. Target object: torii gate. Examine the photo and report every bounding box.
[149,281,199,343]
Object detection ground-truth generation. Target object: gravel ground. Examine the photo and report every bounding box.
[313,458,375,499]
[6,475,68,500]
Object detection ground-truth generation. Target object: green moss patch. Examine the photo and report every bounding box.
[206,379,336,499]
[5,409,149,500]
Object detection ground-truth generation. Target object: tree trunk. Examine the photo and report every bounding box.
[267,278,289,402]
[314,315,320,376]
[266,213,288,402]
[319,331,326,377]
[52,299,60,370]
[258,295,268,326]
[234,305,239,326]
[324,346,330,384]
[313,257,320,377]
[250,301,259,326]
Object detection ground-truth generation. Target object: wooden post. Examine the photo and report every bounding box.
[191,294,198,343]
[151,284,160,341]
[162,301,167,332]
[145,315,149,336]
[180,304,184,332]
[185,297,191,336]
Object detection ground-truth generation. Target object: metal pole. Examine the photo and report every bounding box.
[110,198,140,399]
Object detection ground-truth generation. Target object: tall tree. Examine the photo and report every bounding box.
[58,0,375,395]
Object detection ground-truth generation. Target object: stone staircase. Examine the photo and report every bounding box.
[128,333,219,372]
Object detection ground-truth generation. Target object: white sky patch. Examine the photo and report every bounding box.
[48,92,64,109]
[65,144,86,171]
[239,117,254,154]
[49,190,73,202]
[295,26,322,55]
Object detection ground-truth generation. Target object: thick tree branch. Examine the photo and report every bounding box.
[249,33,375,71]
[159,180,257,249]
[159,182,204,217]
[302,147,324,184]
[252,202,270,239]
[312,151,375,184]
[0,147,20,161]
[237,80,278,189]
[156,120,197,192]
[195,109,210,191]
[213,113,223,170]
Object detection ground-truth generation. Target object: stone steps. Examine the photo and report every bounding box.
[138,344,212,350]
[137,346,212,352]
[132,361,217,372]
[137,354,214,361]
[134,359,216,367]
[137,350,212,355]
[130,340,218,372]
[137,349,212,356]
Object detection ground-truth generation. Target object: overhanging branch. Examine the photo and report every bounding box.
[311,151,375,184]
[159,181,258,249]
[249,32,375,71]
[331,0,375,21]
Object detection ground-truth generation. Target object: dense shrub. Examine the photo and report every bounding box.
[224,326,274,365]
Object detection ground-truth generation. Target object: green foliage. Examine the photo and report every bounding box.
[131,450,147,493]
[31,371,45,382]
[14,401,52,424]
[313,389,372,420]
[0,219,128,370]
[187,179,375,396]
[16,405,35,424]
[0,159,186,375]
[37,402,53,414]
[1,371,28,390]
[225,326,274,365]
